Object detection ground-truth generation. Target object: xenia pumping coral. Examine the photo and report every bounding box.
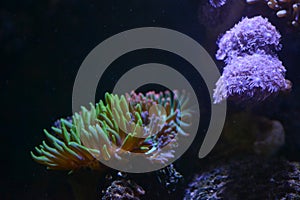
[213,16,292,104]
[214,54,291,103]
[31,90,192,172]
[215,16,282,62]
[246,0,300,27]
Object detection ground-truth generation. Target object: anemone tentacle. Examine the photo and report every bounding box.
[31,90,192,172]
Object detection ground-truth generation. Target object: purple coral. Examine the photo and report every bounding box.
[209,0,227,8]
[213,16,292,104]
[213,54,291,103]
[216,16,282,62]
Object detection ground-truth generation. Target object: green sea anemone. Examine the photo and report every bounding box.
[31,90,191,172]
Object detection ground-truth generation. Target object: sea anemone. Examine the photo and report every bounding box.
[31,90,191,172]
[246,0,300,27]
[30,118,101,171]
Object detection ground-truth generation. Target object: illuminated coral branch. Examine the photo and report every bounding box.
[246,0,300,27]
[31,91,191,172]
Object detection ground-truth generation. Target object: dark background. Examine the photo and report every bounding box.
[1,0,300,199]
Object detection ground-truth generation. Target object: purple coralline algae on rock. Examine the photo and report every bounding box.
[213,16,292,104]
[102,179,145,200]
[184,157,300,200]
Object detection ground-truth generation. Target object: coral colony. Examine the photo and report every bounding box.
[213,16,292,104]
[31,91,191,173]
[215,16,282,62]
[246,0,300,27]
